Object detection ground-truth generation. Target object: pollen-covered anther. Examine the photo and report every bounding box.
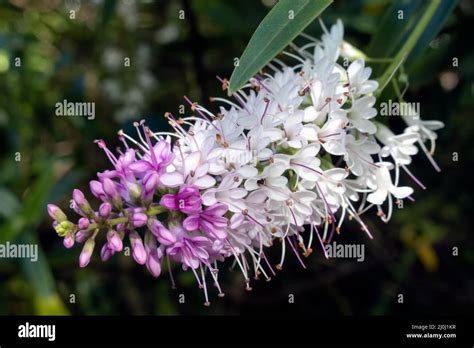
[275,264,283,271]
[271,227,277,234]
[336,227,341,234]
[190,102,198,111]
[221,79,229,91]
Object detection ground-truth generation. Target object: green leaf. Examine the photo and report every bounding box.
[228,0,333,94]
[405,0,458,67]
[376,0,443,93]
[367,0,422,76]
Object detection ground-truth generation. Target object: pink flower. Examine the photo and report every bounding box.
[166,225,212,270]
[183,203,228,240]
[160,185,202,214]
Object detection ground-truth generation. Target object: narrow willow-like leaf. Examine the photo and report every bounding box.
[228,0,332,94]
[376,0,442,93]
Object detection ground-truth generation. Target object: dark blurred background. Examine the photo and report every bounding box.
[0,0,472,315]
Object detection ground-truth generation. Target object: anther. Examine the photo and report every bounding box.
[221,79,229,91]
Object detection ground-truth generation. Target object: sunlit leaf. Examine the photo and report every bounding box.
[228,0,332,94]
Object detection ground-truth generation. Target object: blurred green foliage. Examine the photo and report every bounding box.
[0,0,472,315]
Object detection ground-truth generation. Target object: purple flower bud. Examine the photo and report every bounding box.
[63,233,75,249]
[71,200,83,216]
[99,202,112,219]
[102,178,118,199]
[79,238,95,268]
[129,231,146,265]
[100,244,114,261]
[89,180,106,200]
[131,212,148,228]
[144,230,162,278]
[73,189,93,216]
[146,247,161,278]
[125,181,142,200]
[107,229,123,252]
[73,189,87,206]
[78,217,90,230]
[47,204,67,222]
[75,230,90,243]
[149,219,176,246]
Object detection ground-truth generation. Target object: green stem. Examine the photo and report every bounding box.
[376,0,441,93]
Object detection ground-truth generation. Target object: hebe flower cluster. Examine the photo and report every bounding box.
[48,20,443,305]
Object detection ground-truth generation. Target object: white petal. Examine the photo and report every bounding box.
[193,175,216,189]
[367,189,388,205]
[389,185,413,199]
[159,172,184,187]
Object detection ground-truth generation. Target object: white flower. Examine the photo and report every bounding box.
[367,163,414,205]
[265,67,304,112]
[160,151,215,189]
[274,144,321,182]
[270,190,317,227]
[315,116,347,155]
[347,95,377,134]
[202,173,248,212]
[344,134,380,176]
[244,162,290,201]
[347,59,378,96]
[376,124,419,165]
[320,19,344,62]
